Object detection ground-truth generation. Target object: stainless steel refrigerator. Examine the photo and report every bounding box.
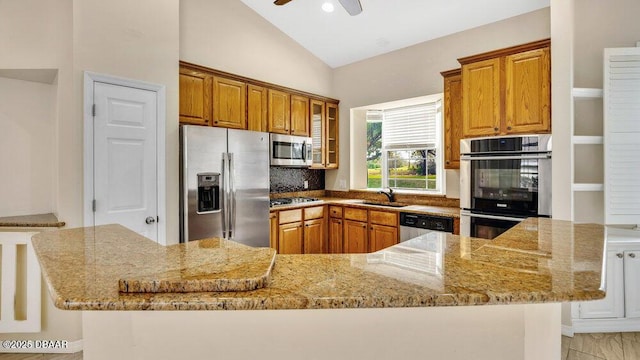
[180,125,270,246]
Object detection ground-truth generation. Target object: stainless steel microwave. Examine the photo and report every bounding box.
[270,133,312,167]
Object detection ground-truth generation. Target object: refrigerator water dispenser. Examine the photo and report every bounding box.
[197,172,220,213]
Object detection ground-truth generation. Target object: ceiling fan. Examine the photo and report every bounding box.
[274,0,363,16]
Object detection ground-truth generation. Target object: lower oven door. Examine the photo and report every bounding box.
[460,210,525,240]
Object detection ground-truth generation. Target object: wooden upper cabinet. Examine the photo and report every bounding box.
[268,89,291,134]
[310,100,339,169]
[213,76,246,129]
[179,70,212,126]
[310,99,326,168]
[505,47,551,134]
[247,84,268,132]
[290,95,310,136]
[442,69,462,169]
[462,58,501,137]
[325,102,339,169]
[458,39,551,138]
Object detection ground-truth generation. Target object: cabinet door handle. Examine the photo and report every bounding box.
[494,127,499,131]
[630,253,637,258]
[507,126,512,131]
[617,253,624,258]
[362,224,366,228]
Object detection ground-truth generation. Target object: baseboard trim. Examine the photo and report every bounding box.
[561,325,574,337]
[573,317,640,333]
[0,339,82,353]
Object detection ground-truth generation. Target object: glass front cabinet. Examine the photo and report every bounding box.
[310,100,339,169]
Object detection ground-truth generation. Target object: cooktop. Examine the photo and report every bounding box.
[269,197,320,207]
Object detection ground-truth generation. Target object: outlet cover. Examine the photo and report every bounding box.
[303,180,309,189]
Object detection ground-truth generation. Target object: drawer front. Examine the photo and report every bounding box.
[369,210,398,226]
[304,206,325,220]
[344,207,368,222]
[279,209,302,224]
[329,206,343,218]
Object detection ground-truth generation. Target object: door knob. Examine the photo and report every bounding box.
[617,253,624,258]
[145,216,156,224]
[630,253,637,258]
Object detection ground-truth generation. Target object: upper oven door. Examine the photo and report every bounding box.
[270,134,312,167]
[460,136,552,216]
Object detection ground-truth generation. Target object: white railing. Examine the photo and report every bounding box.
[0,232,41,333]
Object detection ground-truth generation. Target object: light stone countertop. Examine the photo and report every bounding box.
[0,213,65,228]
[31,217,606,311]
[270,197,461,218]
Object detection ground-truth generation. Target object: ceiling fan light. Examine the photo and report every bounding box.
[322,2,335,12]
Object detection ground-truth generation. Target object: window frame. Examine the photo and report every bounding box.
[365,94,444,194]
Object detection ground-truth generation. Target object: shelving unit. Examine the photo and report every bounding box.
[571,87,605,223]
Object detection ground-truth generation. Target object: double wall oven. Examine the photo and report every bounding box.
[460,135,552,239]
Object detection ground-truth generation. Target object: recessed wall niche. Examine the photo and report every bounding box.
[0,69,58,217]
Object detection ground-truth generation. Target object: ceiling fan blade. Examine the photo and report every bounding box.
[338,0,362,16]
[273,0,292,5]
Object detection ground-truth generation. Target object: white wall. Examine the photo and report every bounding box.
[329,8,551,197]
[0,77,56,217]
[180,0,333,98]
[72,0,180,243]
[0,0,81,343]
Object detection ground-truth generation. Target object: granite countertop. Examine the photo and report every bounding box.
[31,218,606,311]
[0,213,65,228]
[270,197,461,218]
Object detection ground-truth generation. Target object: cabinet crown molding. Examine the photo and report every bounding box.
[457,38,551,65]
[179,61,339,104]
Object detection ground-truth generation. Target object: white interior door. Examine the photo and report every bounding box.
[92,82,158,241]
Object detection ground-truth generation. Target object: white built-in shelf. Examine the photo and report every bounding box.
[572,87,603,98]
[573,136,604,145]
[572,183,604,192]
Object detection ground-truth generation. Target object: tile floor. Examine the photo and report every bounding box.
[562,332,640,360]
[0,353,81,360]
[0,333,638,359]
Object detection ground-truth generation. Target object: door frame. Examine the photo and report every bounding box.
[83,71,167,244]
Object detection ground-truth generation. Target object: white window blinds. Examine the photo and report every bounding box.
[382,101,440,150]
[604,47,640,225]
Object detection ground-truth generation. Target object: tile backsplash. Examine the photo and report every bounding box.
[270,167,325,193]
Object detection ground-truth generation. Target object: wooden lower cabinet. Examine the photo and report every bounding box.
[344,220,368,253]
[269,212,278,250]
[328,217,343,254]
[278,221,303,254]
[304,218,326,254]
[369,224,398,252]
[271,205,405,254]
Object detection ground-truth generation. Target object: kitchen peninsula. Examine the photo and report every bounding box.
[31,217,605,360]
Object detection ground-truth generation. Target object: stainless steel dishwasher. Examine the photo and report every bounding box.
[399,212,454,241]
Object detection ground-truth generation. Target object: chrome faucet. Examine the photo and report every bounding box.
[378,188,395,203]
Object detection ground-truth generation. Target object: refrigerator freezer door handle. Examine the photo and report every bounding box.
[221,153,228,239]
[229,153,236,239]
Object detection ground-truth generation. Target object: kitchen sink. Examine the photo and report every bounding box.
[361,201,408,208]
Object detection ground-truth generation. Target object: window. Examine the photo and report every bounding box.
[366,97,442,192]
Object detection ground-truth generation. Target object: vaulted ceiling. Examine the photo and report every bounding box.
[240,0,550,68]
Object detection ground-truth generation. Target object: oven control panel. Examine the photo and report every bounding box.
[400,213,454,233]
